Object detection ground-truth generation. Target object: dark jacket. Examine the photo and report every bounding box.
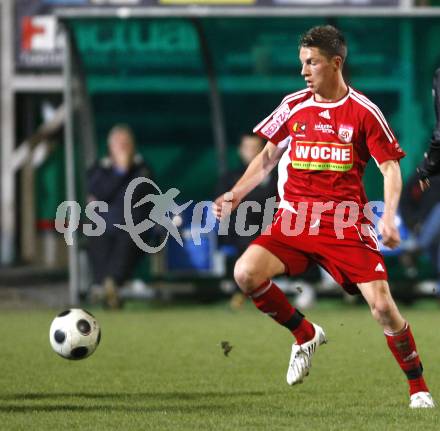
[400,172,440,232]
[419,68,440,180]
[87,155,155,231]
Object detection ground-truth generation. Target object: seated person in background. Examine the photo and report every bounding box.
[216,134,278,307]
[400,172,440,296]
[87,124,155,308]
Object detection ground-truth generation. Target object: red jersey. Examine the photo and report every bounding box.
[253,87,405,216]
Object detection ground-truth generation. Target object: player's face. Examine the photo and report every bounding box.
[299,47,337,95]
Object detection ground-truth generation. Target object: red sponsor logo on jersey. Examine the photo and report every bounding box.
[261,103,290,138]
[292,141,353,172]
[292,122,307,134]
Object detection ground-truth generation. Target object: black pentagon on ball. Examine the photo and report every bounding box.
[70,346,89,359]
[54,330,66,344]
[76,319,91,335]
[57,309,71,317]
[97,329,101,345]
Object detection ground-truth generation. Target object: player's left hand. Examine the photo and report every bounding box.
[378,218,400,249]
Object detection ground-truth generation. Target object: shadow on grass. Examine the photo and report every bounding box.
[0,403,248,414]
[0,390,273,402]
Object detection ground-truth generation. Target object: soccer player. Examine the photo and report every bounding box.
[418,67,440,190]
[213,25,434,408]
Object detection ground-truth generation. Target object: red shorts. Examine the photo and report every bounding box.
[252,208,388,295]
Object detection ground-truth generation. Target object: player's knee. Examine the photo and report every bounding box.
[370,298,393,324]
[234,260,262,294]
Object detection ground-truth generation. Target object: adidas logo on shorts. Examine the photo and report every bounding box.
[375,263,385,272]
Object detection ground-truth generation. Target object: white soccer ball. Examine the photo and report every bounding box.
[49,309,101,360]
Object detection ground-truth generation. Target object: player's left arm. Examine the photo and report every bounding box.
[378,159,402,249]
[361,98,405,249]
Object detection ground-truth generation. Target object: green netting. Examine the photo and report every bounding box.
[36,144,66,221]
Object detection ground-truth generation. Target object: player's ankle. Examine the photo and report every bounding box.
[292,318,315,344]
[409,378,429,396]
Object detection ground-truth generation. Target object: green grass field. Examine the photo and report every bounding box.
[0,301,439,430]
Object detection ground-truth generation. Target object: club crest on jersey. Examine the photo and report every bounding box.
[261,103,290,138]
[292,141,353,172]
[338,124,354,143]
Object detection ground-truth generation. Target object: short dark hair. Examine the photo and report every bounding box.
[299,25,347,63]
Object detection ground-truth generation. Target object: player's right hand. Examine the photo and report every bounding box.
[212,191,240,220]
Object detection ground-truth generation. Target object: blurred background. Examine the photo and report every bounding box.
[1,0,440,309]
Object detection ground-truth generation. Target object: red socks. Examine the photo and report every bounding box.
[291,316,316,344]
[250,280,315,344]
[385,323,429,395]
[250,282,428,395]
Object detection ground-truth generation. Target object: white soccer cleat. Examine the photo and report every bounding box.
[409,392,435,408]
[286,323,327,386]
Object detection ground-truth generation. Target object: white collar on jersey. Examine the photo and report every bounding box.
[307,86,351,108]
[287,87,352,121]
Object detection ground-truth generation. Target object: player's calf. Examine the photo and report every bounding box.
[358,280,405,333]
[359,280,434,406]
[234,253,315,342]
[370,299,400,329]
[247,280,316,344]
[385,323,432,399]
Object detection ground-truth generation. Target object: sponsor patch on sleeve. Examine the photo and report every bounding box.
[260,103,290,138]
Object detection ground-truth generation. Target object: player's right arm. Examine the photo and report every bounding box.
[212,92,302,220]
[212,141,284,220]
